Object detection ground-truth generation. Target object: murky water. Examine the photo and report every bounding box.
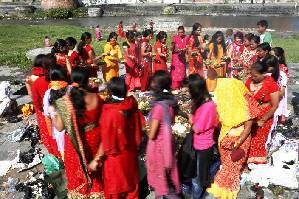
[2,15,299,32]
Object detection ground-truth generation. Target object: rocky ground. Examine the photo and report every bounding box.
[0,64,298,198]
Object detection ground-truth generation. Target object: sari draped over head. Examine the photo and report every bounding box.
[100,96,143,155]
[207,78,260,199]
[55,95,92,189]
[214,78,259,143]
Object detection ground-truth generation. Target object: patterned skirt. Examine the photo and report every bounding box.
[207,135,251,199]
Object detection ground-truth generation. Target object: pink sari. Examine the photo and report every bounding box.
[170,35,189,89]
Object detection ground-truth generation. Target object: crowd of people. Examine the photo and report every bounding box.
[25,19,290,199]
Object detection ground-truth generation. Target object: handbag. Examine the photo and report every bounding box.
[178,131,196,181]
[230,148,245,162]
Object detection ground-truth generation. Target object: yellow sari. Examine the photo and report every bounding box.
[103,42,123,82]
[207,78,258,199]
[209,43,225,77]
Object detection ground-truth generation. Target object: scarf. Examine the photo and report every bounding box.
[49,81,69,90]
[56,95,92,189]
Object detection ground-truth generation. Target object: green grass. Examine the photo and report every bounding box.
[0,24,298,70]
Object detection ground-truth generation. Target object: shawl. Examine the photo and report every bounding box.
[55,95,92,189]
[149,96,177,169]
[99,96,143,155]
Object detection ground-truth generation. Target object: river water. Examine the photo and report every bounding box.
[2,15,299,32]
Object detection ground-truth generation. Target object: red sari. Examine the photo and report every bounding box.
[57,95,104,198]
[153,40,168,73]
[80,44,97,77]
[188,35,204,76]
[140,39,152,92]
[99,96,143,198]
[31,76,58,155]
[125,42,141,91]
[246,76,279,164]
[55,53,67,68]
[117,22,126,39]
[68,50,80,67]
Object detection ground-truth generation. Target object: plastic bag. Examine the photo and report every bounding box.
[42,154,63,175]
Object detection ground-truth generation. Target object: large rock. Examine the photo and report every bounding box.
[26,47,52,61]
[41,0,77,10]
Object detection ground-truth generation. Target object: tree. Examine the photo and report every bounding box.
[41,0,78,10]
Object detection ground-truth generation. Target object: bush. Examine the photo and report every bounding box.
[46,8,73,19]
[71,8,88,18]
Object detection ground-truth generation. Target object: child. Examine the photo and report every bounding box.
[95,25,102,41]
[146,71,181,198]
[44,36,51,47]
[225,29,234,47]
[257,20,272,46]
[272,47,289,125]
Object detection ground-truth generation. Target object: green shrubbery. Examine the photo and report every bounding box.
[22,8,88,19]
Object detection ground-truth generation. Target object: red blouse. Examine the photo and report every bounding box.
[55,53,67,67]
[81,44,94,65]
[69,50,80,67]
[246,76,279,104]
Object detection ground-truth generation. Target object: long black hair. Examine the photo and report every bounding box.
[107,77,127,103]
[272,47,287,67]
[156,31,167,42]
[42,53,57,81]
[234,31,244,41]
[126,30,136,43]
[257,42,271,53]
[211,31,226,56]
[263,54,280,82]
[77,32,92,55]
[51,39,67,54]
[70,67,90,118]
[107,32,118,42]
[49,65,68,106]
[33,54,46,67]
[251,61,268,74]
[251,35,261,45]
[188,74,211,114]
[151,70,173,101]
[191,23,202,47]
[142,29,153,38]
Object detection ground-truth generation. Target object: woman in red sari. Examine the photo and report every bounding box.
[53,67,104,198]
[117,21,126,39]
[140,29,153,91]
[99,77,143,199]
[153,31,168,73]
[31,54,55,154]
[25,54,46,97]
[78,32,101,77]
[246,62,279,164]
[124,31,141,92]
[188,23,204,76]
[51,39,73,74]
